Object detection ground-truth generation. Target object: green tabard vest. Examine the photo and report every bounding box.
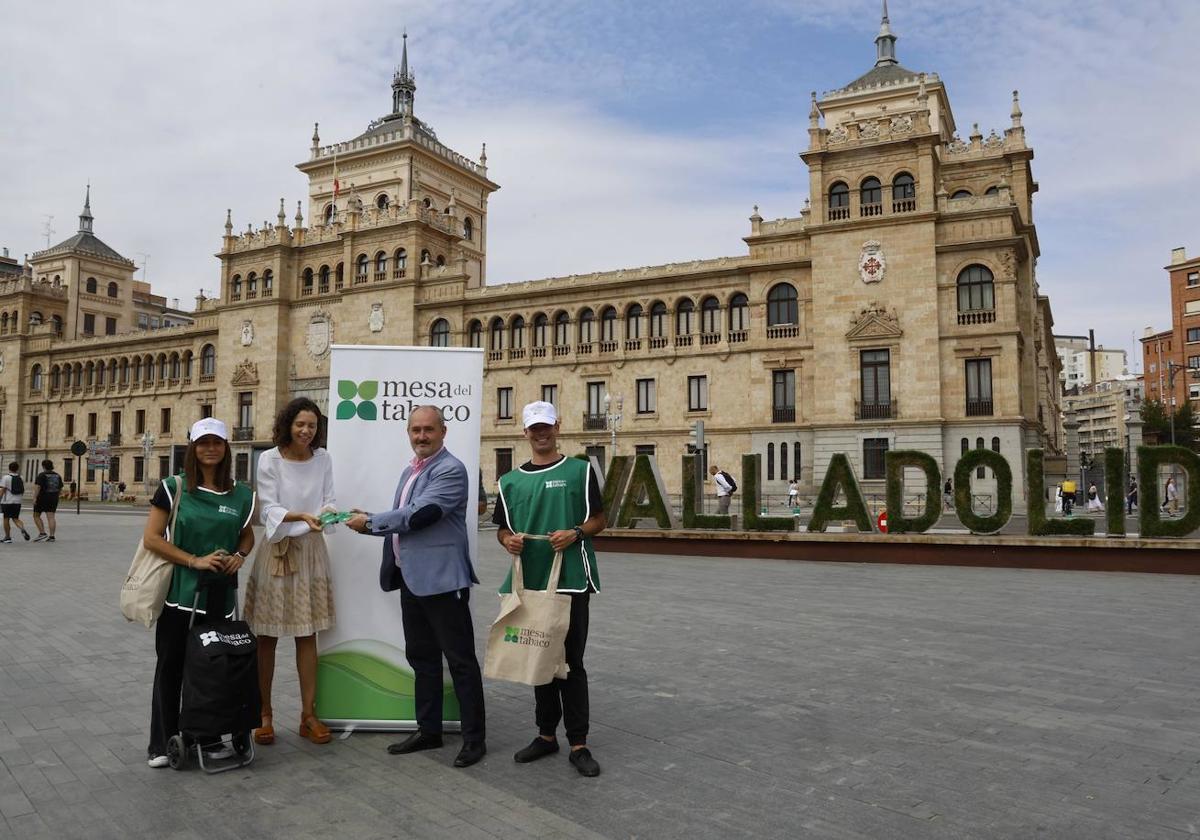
[498,456,599,594]
[162,475,255,615]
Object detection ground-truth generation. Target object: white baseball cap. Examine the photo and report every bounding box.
[189,417,228,442]
[522,401,558,429]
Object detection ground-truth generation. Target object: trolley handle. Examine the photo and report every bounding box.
[187,565,243,628]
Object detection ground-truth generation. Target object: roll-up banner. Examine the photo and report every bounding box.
[317,345,484,731]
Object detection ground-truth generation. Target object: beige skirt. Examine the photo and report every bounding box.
[244,530,336,637]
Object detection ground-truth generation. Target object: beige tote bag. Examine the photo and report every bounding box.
[484,538,572,686]
[120,479,182,628]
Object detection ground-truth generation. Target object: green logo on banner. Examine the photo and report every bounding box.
[335,380,379,421]
[503,625,521,643]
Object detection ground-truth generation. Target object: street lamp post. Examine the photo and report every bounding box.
[603,393,623,453]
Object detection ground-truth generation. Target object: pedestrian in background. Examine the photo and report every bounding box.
[710,465,734,515]
[1126,478,1138,514]
[943,478,953,511]
[0,463,30,543]
[32,459,63,542]
[1163,476,1179,516]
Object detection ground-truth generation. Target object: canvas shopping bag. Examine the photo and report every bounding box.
[484,537,572,686]
[120,478,183,628]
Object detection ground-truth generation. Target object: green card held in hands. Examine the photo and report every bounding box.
[318,510,355,526]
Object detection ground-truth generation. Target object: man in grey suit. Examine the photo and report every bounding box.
[347,405,486,767]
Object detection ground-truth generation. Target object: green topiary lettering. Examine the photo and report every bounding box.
[807,453,873,533]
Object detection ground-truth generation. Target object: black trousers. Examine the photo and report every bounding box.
[399,574,486,742]
[536,592,590,747]
[149,606,191,756]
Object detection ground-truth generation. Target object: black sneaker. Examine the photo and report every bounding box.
[569,747,601,777]
[47,536,55,542]
[33,534,48,542]
[513,737,559,763]
[21,530,29,541]
[0,538,11,544]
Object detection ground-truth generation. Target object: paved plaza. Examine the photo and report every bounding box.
[1,510,1198,839]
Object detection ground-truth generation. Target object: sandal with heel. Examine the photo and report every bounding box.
[300,715,331,745]
[254,712,275,745]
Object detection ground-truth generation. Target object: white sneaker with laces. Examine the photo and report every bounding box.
[147,755,170,768]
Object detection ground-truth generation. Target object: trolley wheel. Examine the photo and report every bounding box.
[232,731,251,756]
[166,735,186,771]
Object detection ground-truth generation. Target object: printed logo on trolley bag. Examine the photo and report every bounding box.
[198,630,253,648]
[503,625,550,648]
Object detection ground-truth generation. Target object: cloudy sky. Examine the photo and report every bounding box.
[3,0,1196,366]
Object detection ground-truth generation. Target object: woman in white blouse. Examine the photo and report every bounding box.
[244,398,337,746]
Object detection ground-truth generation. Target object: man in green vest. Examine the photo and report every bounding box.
[493,401,606,777]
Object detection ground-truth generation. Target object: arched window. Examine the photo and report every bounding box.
[435,254,446,267]
[356,254,369,282]
[302,268,314,294]
[109,359,117,383]
[600,306,617,342]
[984,186,1000,196]
[158,355,168,381]
[318,265,330,291]
[430,318,450,347]
[780,442,788,480]
[201,344,216,377]
[961,437,969,455]
[463,217,474,241]
[53,275,61,287]
[554,311,570,347]
[860,177,882,215]
[578,308,595,344]
[2,312,9,334]
[170,354,181,380]
[145,356,155,382]
[262,269,273,294]
[51,366,61,391]
[423,197,432,208]
[700,296,720,335]
[30,364,42,392]
[420,249,431,265]
[133,357,142,383]
[85,362,94,387]
[96,361,105,387]
[231,274,242,297]
[394,248,407,277]
[51,314,62,334]
[676,299,695,336]
[120,359,128,384]
[467,320,482,348]
[767,442,775,481]
[532,313,549,347]
[335,262,344,287]
[324,203,334,224]
[86,277,97,294]
[375,193,389,210]
[29,311,43,326]
[649,302,667,338]
[991,436,1001,452]
[374,251,387,279]
[107,281,119,298]
[246,272,257,295]
[794,442,802,480]
[976,437,986,479]
[510,316,526,350]
[729,293,749,333]
[893,172,916,211]
[951,189,973,199]
[957,265,995,311]
[767,283,798,326]
[828,182,850,219]
[489,317,505,352]
[626,304,644,340]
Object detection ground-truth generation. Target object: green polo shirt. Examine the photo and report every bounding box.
[153,476,255,615]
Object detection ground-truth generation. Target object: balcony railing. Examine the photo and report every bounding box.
[625,339,642,351]
[893,197,917,213]
[374,271,387,282]
[582,413,608,431]
[772,406,796,423]
[393,268,407,279]
[233,426,255,441]
[508,348,526,360]
[957,309,996,325]
[700,332,721,345]
[828,206,850,221]
[576,342,593,355]
[649,336,668,349]
[301,285,314,296]
[487,350,503,362]
[860,202,883,217]
[728,329,748,343]
[354,273,369,285]
[553,345,571,357]
[766,324,799,339]
[318,283,329,294]
[531,346,546,358]
[966,398,994,417]
[856,400,896,420]
[599,341,617,354]
[674,335,693,347]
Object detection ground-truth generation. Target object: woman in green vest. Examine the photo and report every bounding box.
[142,418,256,768]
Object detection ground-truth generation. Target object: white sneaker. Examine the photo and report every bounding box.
[147,755,170,768]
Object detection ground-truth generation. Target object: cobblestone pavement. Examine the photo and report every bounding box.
[1,511,1198,839]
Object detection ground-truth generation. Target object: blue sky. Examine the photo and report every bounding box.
[2,0,1196,366]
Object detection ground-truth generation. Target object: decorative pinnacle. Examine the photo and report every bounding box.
[875,0,898,67]
[224,208,233,235]
[1010,90,1023,128]
[312,122,320,145]
[78,183,94,233]
[295,200,304,225]
[809,91,820,127]
[277,198,287,224]
[480,142,487,164]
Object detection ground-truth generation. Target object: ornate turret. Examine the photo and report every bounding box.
[874,0,898,67]
[391,32,416,118]
[79,185,94,234]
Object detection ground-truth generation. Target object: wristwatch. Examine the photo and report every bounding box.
[573,526,584,543]
[232,550,248,559]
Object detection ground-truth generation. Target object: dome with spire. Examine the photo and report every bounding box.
[353,32,439,144]
[836,0,924,93]
[32,186,134,266]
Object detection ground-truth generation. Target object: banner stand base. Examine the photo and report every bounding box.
[324,719,464,734]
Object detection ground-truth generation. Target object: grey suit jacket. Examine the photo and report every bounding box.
[369,447,478,597]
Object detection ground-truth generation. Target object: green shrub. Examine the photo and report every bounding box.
[953,449,1013,534]
[740,454,795,532]
[1104,448,1125,537]
[807,452,873,533]
[883,450,941,534]
[599,455,632,522]
[615,455,676,528]
[681,454,732,529]
[1137,445,1200,537]
[1025,449,1094,536]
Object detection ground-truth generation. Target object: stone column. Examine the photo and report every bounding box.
[1126,417,1144,480]
[1063,418,1081,506]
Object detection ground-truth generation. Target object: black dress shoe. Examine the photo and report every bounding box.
[569,747,600,777]
[387,731,443,755]
[454,740,487,767]
[513,736,559,763]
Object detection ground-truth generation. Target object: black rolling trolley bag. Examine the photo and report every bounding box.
[180,578,261,740]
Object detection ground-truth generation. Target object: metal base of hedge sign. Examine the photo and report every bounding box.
[601,447,1198,539]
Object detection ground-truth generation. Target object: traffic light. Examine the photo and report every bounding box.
[688,420,705,454]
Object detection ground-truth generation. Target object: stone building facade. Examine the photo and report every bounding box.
[2,15,1063,507]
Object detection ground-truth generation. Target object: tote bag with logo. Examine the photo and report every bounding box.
[120,477,182,628]
[484,543,571,686]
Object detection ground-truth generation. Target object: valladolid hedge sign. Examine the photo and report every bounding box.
[591,447,1200,538]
